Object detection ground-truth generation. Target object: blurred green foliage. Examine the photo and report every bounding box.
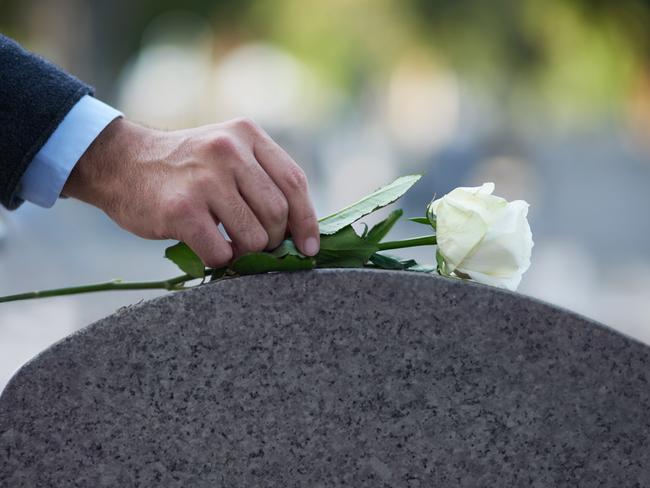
[1,0,649,118]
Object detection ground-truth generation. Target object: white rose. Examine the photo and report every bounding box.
[428,182,533,291]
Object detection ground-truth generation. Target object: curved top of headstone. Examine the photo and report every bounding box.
[2,269,649,487]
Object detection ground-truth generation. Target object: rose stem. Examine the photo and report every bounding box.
[0,273,195,303]
[0,235,438,303]
[376,235,436,251]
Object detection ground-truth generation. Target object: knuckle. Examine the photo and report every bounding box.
[233,116,261,134]
[284,166,308,192]
[228,197,251,222]
[239,228,269,253]
[205,134,238,156]
[268,194,289,223]
[225,198,268,252]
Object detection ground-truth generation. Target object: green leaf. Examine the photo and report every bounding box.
[366,209,403,244]
[368,252,417,270]
[231,252,315,275]
[319,225,375,251]
[409,216,436,230]
[271,239,305,258]
[316,225,379,268]
[409,217,430,225]
[164,242,205,279]
[359,222,369,239]
[318,175,421,235]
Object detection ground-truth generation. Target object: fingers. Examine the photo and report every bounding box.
[235,158,289,250]
[207,189,269,257]
[176,212,233,268]
[251,135,320,256]
[166,117,318,262]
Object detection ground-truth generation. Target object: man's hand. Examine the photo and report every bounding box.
[63,117,320,267]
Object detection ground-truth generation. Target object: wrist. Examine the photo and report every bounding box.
[62,117,149,212]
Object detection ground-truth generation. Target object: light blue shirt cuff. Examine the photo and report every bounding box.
[18,95,123,208]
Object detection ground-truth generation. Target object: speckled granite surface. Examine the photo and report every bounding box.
[1,269,649,487]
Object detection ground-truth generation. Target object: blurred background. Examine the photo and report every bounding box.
[2,0,650,391]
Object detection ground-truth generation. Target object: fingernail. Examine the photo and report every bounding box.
[303,236,319,256]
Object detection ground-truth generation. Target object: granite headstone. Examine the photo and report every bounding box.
[1,269,649,487]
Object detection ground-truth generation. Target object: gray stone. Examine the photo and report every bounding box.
[1,269,649,487]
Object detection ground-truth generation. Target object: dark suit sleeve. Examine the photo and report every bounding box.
[0,34,92,209]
